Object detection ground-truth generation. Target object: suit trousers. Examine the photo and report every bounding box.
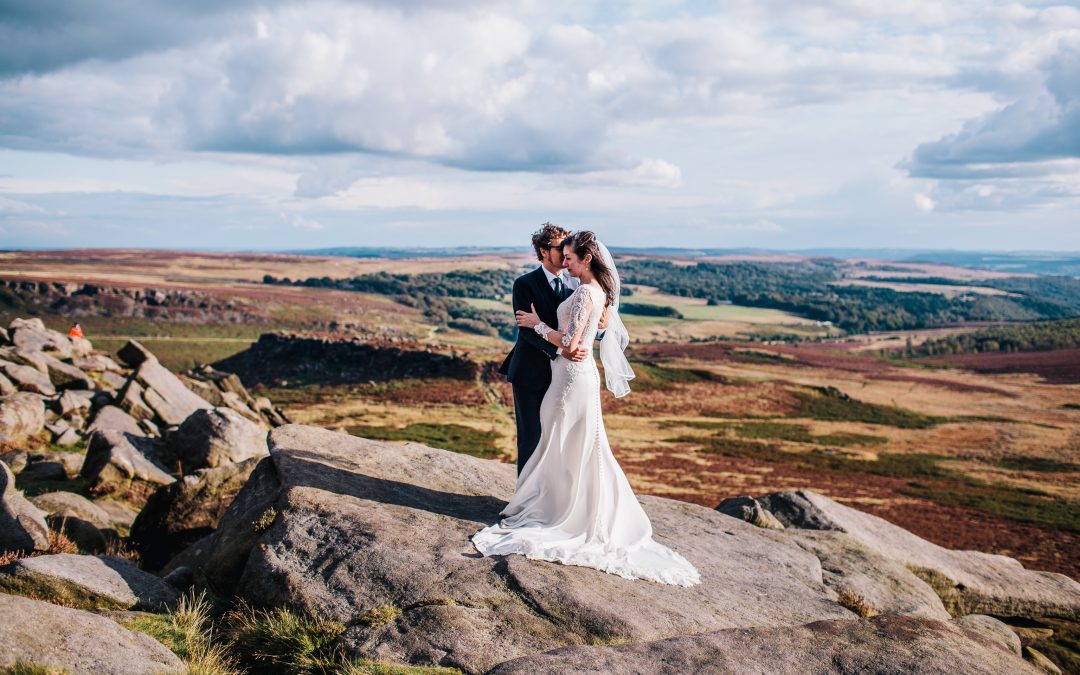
[512,383,546,475]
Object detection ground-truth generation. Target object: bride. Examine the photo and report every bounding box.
[471,231,700,587]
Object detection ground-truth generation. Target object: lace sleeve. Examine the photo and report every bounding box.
[561,286,594,349]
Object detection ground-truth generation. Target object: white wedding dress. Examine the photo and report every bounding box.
[472,283,700,587]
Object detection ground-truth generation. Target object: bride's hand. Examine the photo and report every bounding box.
[515,303,540,328]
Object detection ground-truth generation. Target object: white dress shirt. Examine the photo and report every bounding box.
[540,265,580,292]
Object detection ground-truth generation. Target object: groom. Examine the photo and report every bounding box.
[499,223,589,474]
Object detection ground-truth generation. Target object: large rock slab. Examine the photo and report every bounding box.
[88,404,146,437]
[127,358,212,426]
[131,456,261,570]
[0,553,181,611]
[0,592,184,674]
[8,317,72,359]
[786,529,951,620]
[487,613,1039,675]
[81,429,175,490]
[193,425,853,673]
[32,491,117,552]
[41,353,94,390]
[1,460,49,552]
[170,406,268,472]
[0,391,46,441]
[758,490,1080,620]
[0,359,55,396]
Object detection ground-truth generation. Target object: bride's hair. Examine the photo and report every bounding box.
[565,231,617,307]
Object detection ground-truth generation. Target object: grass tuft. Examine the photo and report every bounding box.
[836,589,878,618]
[1,664,70,675]
[120,591,239,675]
[356,604,403,628]
[226,601,346,674]
[252,507,277,533]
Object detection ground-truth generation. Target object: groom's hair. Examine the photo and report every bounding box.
[531,222,570,261]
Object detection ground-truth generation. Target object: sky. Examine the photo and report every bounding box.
[1,0,1078,252]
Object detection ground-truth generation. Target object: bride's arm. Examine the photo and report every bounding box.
[516,288,593,352]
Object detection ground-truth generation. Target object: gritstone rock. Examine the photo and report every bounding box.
[0,460,50,553]
[0,592,184,674]
[0,391,46,442]
[81,430,175,490]
[757,489,1080,620]
[170,406,268,472]
[0,553,180,611]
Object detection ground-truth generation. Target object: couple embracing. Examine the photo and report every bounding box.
[471,224,700,587]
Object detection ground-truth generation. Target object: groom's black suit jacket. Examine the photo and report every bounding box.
[499,266,572,391]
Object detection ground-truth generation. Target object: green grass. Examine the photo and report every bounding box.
[347,423,501,458]
[227,603,345,674]
[119,592,238,674]
[92,337,255,372]
[664,420,888,448]
[629,362,719,391]
[990,456,1080,473]
[790,387,946,429]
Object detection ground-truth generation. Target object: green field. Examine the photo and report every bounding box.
[622,285,823,324]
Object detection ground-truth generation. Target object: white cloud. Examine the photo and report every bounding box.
[914,193,936,213]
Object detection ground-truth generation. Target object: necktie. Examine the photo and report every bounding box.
[552,276,564,296]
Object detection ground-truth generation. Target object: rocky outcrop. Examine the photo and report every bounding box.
[182,364,288,426]
[716,495,785,529]
[32,491,117,552]
[81,430,174,490]
[0,359,55,396]
[757,490,1080,620]
[178,425,947,672]
[170,407,268,473]
[488,613,1039,675]
[0,391,46,442]
[131,456,261,570]
[87,405,145,437]
[0,460,49,553]
[214,331,479,386]
[8,317,73,359]
[121,358,213,427]
[0,592,184,674]
[0,553,180,611]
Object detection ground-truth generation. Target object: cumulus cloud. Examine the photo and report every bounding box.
[0,0,981,179]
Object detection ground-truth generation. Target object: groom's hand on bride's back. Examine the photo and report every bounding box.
[563,346,589,362]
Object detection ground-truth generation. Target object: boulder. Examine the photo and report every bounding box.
[32,492,113,529]
[0,391,46,441]
[190,425,856,673]
[487,613,1039,675]
[757,490,1080,620]
[57,389,95,416]
[99,370,128,390]
[87,405,145,437]
[117,379,155,421]
[41,353,94,390]
[69,334,94,358]
[5,346,49,372]
[0,359,55,396]
[716,495,785,529]
[170,407,268,472]
[131,456,261,570]
[128,359,212,426]
[786,529,951,620]
[0,371,15,396]
[0,325,7,345]
[33,491,116,552]
[0,553,179,611]
[0,449,28,474]
[81,430,174,490]
[116,339,156,368]
[8,317,72,359]
[0,592,184,674]
[0,460,50,552]
[93,499,140,530]
[23,460,67,481]
[72,353,123,373]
